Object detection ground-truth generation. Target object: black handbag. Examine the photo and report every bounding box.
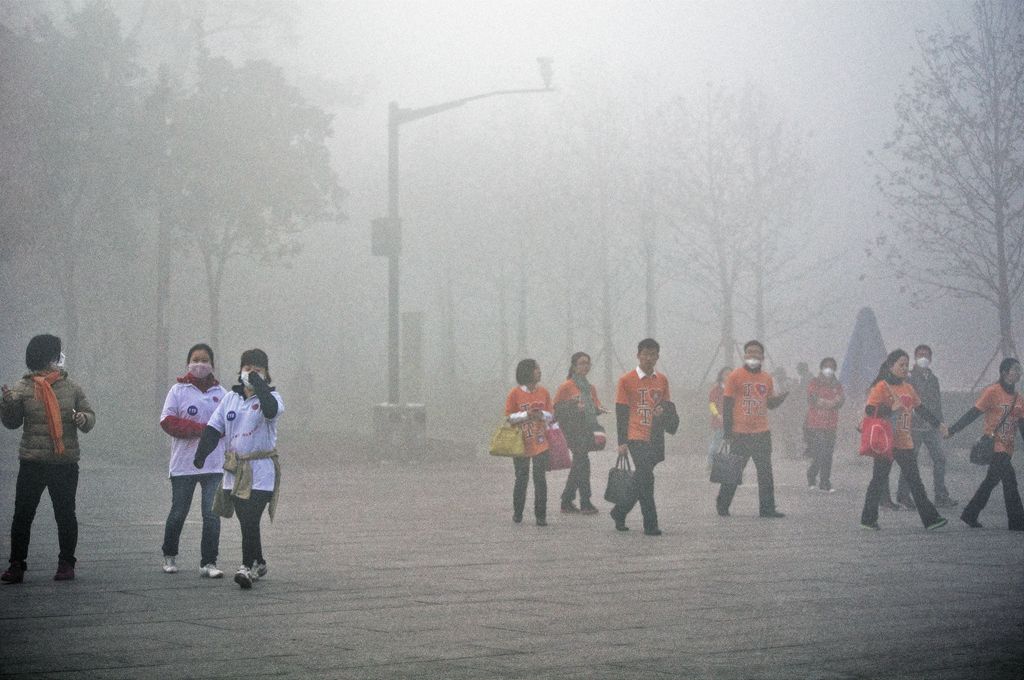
[710,440,743,485]
[970,394,1017,465]
[604,453,637,506]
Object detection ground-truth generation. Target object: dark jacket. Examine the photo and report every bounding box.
[640,400,680,464]
[554,399,596,454]
[909,367,942,430]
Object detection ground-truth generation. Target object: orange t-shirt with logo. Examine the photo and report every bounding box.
[867,380,921,450]
[553,380,604,411]
[975,384,1024,456]
[505,385,552,457]
[723,367,775,434]
[616,369,670,442]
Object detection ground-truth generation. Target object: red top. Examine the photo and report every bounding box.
[505,386,552,457]
[976,384,1024,456]
[804,377,844,431]
[867,381,920,450]
[616,369,671,442]
[723,367,774,434]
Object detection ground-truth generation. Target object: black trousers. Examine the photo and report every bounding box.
[861,449,940,527]
[717,432,776,515]
[9,460,79,566]
[961,454,1024,530]
[231,490,272,568]
[561,449,592,506]
[805,429,837,489]
[612,442,659,531]
[513,452,548,519]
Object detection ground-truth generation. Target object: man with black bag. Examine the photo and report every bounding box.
[609,339,679,536]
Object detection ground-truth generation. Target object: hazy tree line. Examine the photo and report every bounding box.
[1,0,1021,447]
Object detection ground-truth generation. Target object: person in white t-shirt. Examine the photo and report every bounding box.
[194,348,284,590]
[159,343,227,577]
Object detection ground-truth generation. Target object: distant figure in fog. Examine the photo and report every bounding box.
[194,349,284,589]
[859,349,947,531]
[159,343,227,578]
[554,352,608,515]
[804,357,844,493]
[610,338,678,536]
[947,358,1024,531]
[505,359,552,526]
[896,344,957,509]
[717,340,788,519]
[1,335,95,584]
[707,367,730,472]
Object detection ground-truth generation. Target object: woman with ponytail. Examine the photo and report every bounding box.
[1,334,95,583]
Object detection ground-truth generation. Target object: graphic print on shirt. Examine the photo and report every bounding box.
[516,400,548,447]
[635,387,664,426]
[741,382,768,418]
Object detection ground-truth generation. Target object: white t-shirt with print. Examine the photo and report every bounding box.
[160,382,228,477]
[206,388,285,492]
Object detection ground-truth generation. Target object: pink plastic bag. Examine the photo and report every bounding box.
[545,423,572,471]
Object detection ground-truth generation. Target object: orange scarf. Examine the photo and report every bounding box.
[31,371,64,455]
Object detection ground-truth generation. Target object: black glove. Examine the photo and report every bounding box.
[248,370,268,392]
[193,453,207,469]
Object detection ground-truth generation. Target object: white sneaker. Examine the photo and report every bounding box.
[233,566,253,589]
[162,556,178,574]
[254,562,267,579]
[200,563,224,578]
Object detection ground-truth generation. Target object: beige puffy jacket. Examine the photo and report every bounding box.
[1,371,95,464]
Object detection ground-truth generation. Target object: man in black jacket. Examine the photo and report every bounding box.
[899,345,957,509]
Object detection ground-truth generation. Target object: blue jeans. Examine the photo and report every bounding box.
[162,473,222,566]
[899,428,950,501]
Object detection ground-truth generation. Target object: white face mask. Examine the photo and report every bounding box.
[188,362,213,379]
[54,352,66,369]
[821,367,835,378]
[916,357,930,369]
[744,358,761,370]
[240,369,265,388]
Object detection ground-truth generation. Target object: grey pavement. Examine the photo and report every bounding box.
[1,441,1022,679]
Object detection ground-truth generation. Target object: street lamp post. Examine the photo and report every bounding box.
[373,62,553,455]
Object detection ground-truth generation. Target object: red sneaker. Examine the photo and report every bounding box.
[2,561,25,584]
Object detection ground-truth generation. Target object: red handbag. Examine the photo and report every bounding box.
[545,423,572,471]
[858,416,894,460]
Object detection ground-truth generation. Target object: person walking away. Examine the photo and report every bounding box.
[193,349,284,589]
[505,359,552,526]
[610,338,678,536]
[716,340,788,518]
[946,358,1024,531]
[159,343,227,577]
[805,357,845,492]
[1,335,95,584]
[554,352,608,515]
[859,349,948,531]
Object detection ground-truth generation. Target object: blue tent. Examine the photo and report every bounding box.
[840,307,887,399]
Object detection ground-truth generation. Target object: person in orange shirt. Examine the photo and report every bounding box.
[610,338,678,536]
[859,349,948,531]
[553,352,608,515]
[717,340,789,518]
[505,359,553,526]
[946,358,1024,531]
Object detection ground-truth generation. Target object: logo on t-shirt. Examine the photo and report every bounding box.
[226,411,237,421]
[212,396,220,403]
[186,405,198,416]
[251,403,260,411]
[756,384,768,397]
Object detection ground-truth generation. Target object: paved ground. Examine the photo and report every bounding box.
[1,439,1022,679]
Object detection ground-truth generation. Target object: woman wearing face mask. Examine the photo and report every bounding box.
[193,349,284,589]
[158,343,227,577]
[946,358,1024,531]
[804,357,845,492]
[1,335,95,584]
[707,367,731,472]
[554,352,608,515]
[859,349,948,531]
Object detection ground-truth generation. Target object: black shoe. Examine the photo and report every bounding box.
[643,528,662,536]
[879,499,900,511]
[960,514,982,528]
[936,497,958,508]
[716,506,730,517]
[512,514,522,524]
[536,517,548,527]
[760,510,785,518]
[898,496,917,511]
[560,501,580,514]
[579,504,599,515]
[860,521,881,531]
[610,511,629,531]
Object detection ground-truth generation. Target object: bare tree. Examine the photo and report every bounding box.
[872,0,1024,358]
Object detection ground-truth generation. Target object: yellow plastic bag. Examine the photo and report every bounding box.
[489,422,526,457]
